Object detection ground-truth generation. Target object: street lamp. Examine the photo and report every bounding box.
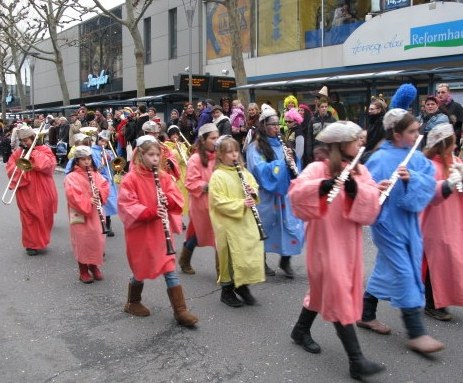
[182,0,198,104]
[28,53,39,119]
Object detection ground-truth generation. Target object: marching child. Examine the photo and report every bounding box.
[422,123,463,321]
[92,130,118,236]
[180,123,219,275]
[117,135,198,327]
[208,136,265,307]
[288,121,384,380]
[64,146,109,283]
[358,109,444,353]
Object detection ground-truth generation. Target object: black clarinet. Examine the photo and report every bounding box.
[152,166,176,255]
[233,161,268,241]
[277,134,299,179]
[86,166,109,234]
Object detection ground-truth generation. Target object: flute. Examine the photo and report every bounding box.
[152,166,176,255]
[379,135,424,206]
[277,134,299,179]
[327,146,366,204]
[452,155,463,193]
[86,166,109,234]
[233,161,268,241]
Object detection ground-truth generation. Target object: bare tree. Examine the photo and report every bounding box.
[1,0,99,108]
[0,36,14,121]
[204,0,250,106]
[90,0,155,99]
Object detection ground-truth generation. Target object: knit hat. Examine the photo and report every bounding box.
[167,125,180,137]
[142,120,160,133]
[17,127,36,139]
[198,123,218,137]
[74,145,92,158]
[316,121,362,143]
[425,123,454,149]
[259,103,278,122]
[136,135,157,147]
[383,108,408,130]
[390,83,417,110]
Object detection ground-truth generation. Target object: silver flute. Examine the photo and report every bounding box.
[452,155,463,193]
[327,146,365,204]
[379,135,424,206]
[277,134,299,179]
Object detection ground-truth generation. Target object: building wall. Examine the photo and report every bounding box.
[33,0,202,105]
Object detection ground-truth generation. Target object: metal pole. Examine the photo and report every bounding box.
[188,18,193,104]
[183,1,197,105]
[30,60,35,119]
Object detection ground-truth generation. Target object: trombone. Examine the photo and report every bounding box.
[107,139,127,184]
[2,124,45,205]
[173,138,189,165]
[178,130,192,148]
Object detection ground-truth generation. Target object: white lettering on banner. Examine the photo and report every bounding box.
[351,34,403,56]
[343,3,463,66]
[87,70,109,89]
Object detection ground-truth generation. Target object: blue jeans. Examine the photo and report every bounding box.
[130,271,180,289]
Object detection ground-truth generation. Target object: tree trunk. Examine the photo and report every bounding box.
[130,27,146,99]
[55,50,70,106]
[226,0,249,107]
[1,71,7,121]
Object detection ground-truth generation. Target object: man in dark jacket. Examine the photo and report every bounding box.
[306,98,336,162]
[197,99,214,130]
[437,83,463,152]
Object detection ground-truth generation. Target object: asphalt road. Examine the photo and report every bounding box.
[0,166,462,383]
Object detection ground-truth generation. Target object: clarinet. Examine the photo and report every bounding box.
[327,146,366,204]
[379,135,424,206]
[233,161,268,241]
[277,134,299,179]
[86,166,109,234]
[152,166,176,255]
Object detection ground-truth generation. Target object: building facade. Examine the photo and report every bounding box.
[15,0,463,120]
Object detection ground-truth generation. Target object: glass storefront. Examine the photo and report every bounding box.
[79,7,123,97]
[205,0,442,62]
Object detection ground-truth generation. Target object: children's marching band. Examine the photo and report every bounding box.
[6,96,463,380]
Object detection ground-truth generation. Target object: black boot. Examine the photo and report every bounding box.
[106,216,115,237]
[234,284,256,305]
[279,256,294,279]
[291,307,321,353]
[333,322,385,380]
[221,284,243,307]
[264,253,275,276]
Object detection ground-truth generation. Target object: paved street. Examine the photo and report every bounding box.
[1,167,462,383]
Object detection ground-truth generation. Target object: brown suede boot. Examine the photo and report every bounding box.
[167,285,198,327]
[124,283,150,317]
[178,245,195,274]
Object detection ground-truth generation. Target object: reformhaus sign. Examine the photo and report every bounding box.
[343,2,463,66]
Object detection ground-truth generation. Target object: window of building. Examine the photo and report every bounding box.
[144,17,152,64]
[169,8,177,59]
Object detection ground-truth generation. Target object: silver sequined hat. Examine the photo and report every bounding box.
[316,121,362,143]
[425,123,455,149]
[74,145,92,158]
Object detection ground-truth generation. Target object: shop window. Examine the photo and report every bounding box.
[169,8,177,59]
[144,17,152,64]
